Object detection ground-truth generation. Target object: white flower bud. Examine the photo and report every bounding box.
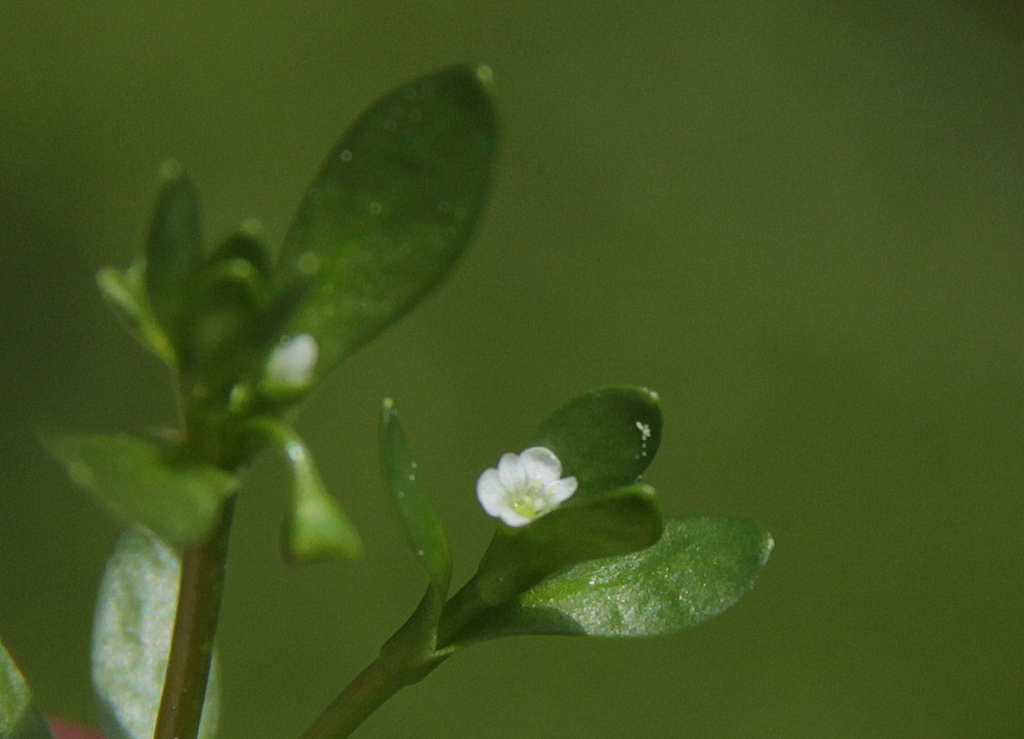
[264,334,318,390]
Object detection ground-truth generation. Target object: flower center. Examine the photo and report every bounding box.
[507,480,550,520]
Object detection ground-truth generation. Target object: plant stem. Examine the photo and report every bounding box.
[154,496,236,739]
[298,657,406,739]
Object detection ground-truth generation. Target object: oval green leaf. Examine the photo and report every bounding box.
[145,161,205,335]
[464,516,773,641]
[43,433,236,548]
[278,64,499,375]
[92,526,219,739]
[471,484,663,608]
[380,398,452,593]
[533,386,662,502]
[0,639,52,739]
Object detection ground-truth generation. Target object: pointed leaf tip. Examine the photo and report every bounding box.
[145,163,204,335]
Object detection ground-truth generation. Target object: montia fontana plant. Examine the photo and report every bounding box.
[1,64,773,739]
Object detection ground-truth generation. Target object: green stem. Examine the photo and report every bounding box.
[299,587,457,739]
[297,657,406,739]
[154,495,236,739]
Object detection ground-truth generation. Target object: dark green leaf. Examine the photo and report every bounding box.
[92,526,219,739]
[470,484,663,608]
[0,639,52,739]
[44,434,236,547]
[533,386,662,502]
[208,223,273,281]
[145,161,205,334]
[278,64,499,375]
[177,255,269,388]
[464,516,773,641]
[380,398,452,593]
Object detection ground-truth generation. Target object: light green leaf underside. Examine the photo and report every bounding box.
[91,526,219,739]
[283,441,363,563]
[0,640,52,739]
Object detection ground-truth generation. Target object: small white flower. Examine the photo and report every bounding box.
[264,334,319,389]
[476,446,578,527]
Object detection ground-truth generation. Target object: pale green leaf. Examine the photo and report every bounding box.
[96,263,175,364]
[91,526,219,739]
[44,434,236,548]
[253,421,361,563]
[0,639,52,739]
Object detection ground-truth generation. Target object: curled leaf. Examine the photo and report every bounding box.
[247,418,362,563]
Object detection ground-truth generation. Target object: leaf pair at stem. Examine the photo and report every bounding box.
[371,387,772,697]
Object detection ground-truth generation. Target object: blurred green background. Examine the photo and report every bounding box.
[1,2,1021,737]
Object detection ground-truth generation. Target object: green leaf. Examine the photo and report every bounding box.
[145,161,205,334]
[208,222,273,282]
[44,434,236,547]
[470,484,663,608]
[249,419,362,563]
[178,257,268,386]
[463,516,773,641]
[97,262,175,364]
[380,398,452,594]
[0,639,52,739]
[533,386,662,502]
[278,64,499,375]
[92,526,219,739]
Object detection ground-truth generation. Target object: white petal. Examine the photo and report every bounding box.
[497,507,533,527]
[518,446,562,483]
[476,468,506,517]
[547,475,578,504]
[496,452,527,489]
